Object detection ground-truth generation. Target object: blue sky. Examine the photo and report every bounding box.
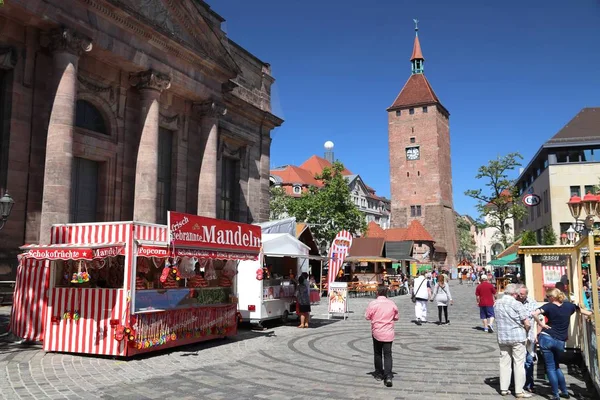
[213,0,600,217]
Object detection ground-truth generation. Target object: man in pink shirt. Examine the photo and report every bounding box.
[365,286,399,387]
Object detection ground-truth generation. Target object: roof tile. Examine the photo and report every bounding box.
[365,221,386,238]
[299,155,353,176]
[403,220,435,242]
[348,237,385,257]
[547,108,600,144]
[388,74,445,111]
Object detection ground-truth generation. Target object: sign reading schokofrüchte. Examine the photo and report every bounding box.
[168,211,261,256]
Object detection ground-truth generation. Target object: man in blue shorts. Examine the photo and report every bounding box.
[475,274,497,333]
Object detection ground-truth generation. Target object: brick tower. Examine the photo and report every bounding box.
[387,21,458,267]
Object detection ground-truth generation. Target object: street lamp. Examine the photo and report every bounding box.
[566,226,576,244]
[0,191,15,230]
[567,193,598,235]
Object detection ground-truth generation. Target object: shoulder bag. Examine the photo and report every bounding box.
[411,278,426,303]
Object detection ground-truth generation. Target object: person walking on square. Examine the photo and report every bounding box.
[412,271,431,325]
[494,284,532,398]
[516,285,538,394]
[365,285,399,388]
[430,273,453,324]
[532,288,594,400]
[475,274,497,332]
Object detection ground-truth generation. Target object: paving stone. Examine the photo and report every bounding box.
[1,284,598,399]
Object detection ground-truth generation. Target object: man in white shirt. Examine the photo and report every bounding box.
[412,271,432,325]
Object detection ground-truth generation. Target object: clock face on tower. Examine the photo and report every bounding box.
[406,146,420,161]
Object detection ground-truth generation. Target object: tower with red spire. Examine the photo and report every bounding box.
[387,20,458,268]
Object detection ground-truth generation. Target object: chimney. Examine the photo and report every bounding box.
[324,141,334,163]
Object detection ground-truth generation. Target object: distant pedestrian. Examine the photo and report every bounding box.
[494,284,532,398]
[412,271,432,325]
[430,274,453,324]
[475,274,497,333]
[295,276,311,328]
[365,285,399,388]
[532,288,594,400]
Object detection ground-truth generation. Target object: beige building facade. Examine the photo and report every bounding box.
[515,108,600,242]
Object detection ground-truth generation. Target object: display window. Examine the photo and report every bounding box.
[134,257,238,312]
[53,256,125,289]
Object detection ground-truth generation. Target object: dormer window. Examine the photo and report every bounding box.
[293,185,301,194]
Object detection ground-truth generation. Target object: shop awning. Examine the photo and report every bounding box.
[345,256,398,263]
[135,240,259,260]
[385,241,414,260]
[262,233,310,257]
[20,243,125,260]
[488,253,519,266]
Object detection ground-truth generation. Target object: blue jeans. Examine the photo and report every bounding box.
[524,352,534,390]
[538,334,567,397]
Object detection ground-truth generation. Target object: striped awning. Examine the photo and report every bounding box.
[135,240,258,260]
[19,243,125,260]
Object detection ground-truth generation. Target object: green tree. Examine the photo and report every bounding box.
[269,186,290,220]
[521,230,538,246]
[542,225,557,246]
[464,152,528,249]
[456,216,476,260]
[286,161,366,250]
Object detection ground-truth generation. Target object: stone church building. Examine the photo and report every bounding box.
[0,0,282,278]
[387,23,458,267]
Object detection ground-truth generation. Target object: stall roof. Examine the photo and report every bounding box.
[488,253,518,266]
[19,243,125,260]
[348,237,385,257]
[263,233,310,257]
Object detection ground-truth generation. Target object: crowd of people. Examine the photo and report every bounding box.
[362,268,594,399]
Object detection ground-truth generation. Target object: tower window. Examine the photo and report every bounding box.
[418,171,420,176]
[395,110,401,117]
[422,106,428,113]
[409,108,415,115]
[293,185,301,194]
[410,205,422,217]
[407,172,409,177]
[410,137,416,143]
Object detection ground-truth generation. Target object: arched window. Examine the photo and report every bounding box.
[75,100,107,134]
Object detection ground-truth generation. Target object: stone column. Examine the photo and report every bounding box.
[130,70,171,223]
[39,28,91,243]
[195,100,226,218]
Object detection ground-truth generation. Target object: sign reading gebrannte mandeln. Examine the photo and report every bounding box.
[168,211,261,253]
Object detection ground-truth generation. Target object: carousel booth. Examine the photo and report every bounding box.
[237,233,312,326]
[10,211,260,357]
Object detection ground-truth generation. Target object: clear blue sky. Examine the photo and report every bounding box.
[213,0,600,218]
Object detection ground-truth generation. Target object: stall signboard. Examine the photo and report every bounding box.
[534,255,568,288]
[21,245,124,260]
[168,211,261,254]
[328,282,348,319]
[326,230,353,289]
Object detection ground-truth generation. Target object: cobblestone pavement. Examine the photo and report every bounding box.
[0,283,596,400]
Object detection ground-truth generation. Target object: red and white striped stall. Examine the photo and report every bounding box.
[10,212,261,357]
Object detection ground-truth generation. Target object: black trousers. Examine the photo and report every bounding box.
[372,337,393,379]
[438,305,448,323]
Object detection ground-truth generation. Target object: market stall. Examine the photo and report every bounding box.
[236,233,319,326]
[10,211,260,357]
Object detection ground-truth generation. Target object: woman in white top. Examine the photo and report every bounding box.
[430,274,453,324]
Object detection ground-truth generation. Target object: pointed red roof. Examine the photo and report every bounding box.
[270,165,321,187]
[388,74,445,111]
[404,220,435,242]
[410,35,424,61]
[384,228,407,241]
[299,155,353,177]
[365,221,386,238]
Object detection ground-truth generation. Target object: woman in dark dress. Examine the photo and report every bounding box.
[296,275,311,328]
[532,288,593,400]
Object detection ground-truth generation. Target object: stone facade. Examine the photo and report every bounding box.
[387,28,458,267]
[0,0,282,278]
